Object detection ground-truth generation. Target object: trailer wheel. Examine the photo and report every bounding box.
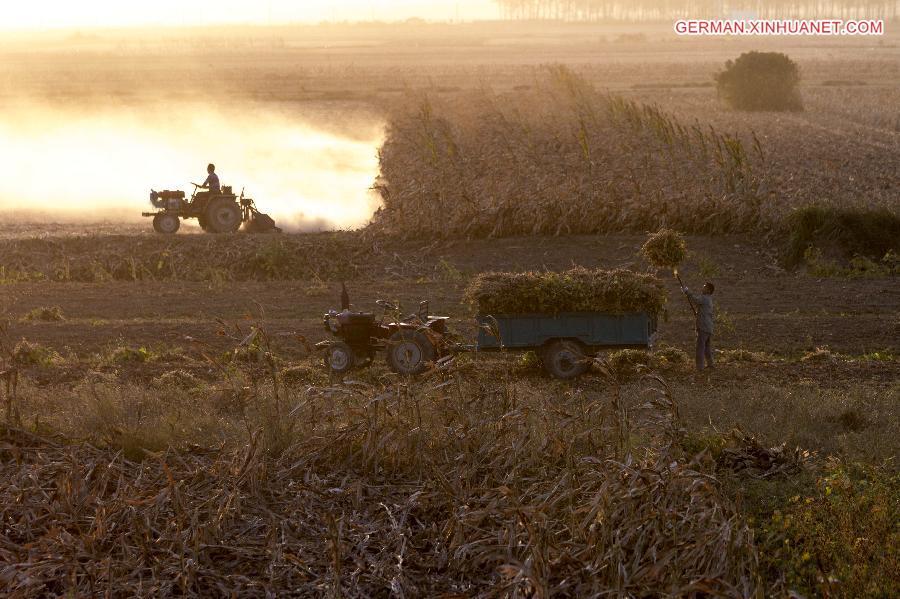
[542,340,589,380]
[152,213,180,234]
[205,198,242,233]
[325,342,355,375]
[387,330,436,375]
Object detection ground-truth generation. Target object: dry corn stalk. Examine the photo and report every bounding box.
[0,366,762,597]
[372,66,772,239]
[465,267,667,316]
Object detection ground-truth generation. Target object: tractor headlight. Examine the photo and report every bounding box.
[324,314,340,333]
[328,318,340,333]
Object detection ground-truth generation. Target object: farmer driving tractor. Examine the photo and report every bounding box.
[200,163,220,194]
[144,162,280,234]
[192,163,221,207]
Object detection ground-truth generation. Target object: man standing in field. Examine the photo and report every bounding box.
[681,281,715,371]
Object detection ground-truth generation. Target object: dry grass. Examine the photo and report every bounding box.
[678,377,898,465]
[2,357,765,597]
[3,327,897,596]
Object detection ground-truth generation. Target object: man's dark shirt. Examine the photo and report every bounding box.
[204,173,220,193]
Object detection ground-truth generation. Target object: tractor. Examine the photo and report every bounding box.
[316,287,450,376]
[143,183,279,234]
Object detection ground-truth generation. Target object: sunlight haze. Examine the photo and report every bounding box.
[0,1,499,30]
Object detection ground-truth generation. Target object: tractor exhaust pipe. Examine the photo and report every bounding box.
[341,282,350,311]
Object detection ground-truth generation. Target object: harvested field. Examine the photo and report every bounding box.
[0,370,763,597]
[0,233,397,283]
[1,16,899,599]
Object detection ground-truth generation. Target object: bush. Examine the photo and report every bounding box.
[107,346,154,364]
[605,349,653,380]
[154,369,203,391]
[20,306,65,322]
[280,364,327,386]
[801,346,838,363]
[716,51,803,111]
[754,462,899,598]
[719,348,772,363]
[464,268,667,317]
[784,206,900,267]
[804,247,900,278]
[653,345,690,368]
[514,350,543,374]
[0,232,370,284]
[12,340,60,366]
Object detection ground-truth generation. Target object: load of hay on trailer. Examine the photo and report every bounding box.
[143,183,280,234]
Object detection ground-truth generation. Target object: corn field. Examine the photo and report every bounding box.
[374,66,774,239]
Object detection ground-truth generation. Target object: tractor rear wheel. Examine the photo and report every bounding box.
[152,213,180,234]
[386,330,436,375]
[205,198,242,234]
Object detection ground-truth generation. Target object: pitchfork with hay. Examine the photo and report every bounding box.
[641,229,697,319]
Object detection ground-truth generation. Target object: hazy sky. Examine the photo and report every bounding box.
[0,1,500,30]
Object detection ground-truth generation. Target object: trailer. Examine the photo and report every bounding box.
[316,286,658,380]
[475,312,657,379]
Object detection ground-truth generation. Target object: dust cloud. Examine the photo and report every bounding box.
[0,100,385,231]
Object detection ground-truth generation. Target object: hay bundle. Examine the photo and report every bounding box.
[465,268,666,316]
[641,228,687,269]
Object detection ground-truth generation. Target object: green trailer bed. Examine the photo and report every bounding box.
[475,312,657,378]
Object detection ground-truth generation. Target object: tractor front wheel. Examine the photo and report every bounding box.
[152,213,180,234]
[325,342,355,375]
[205,198,242,234]
[386,330,436,375]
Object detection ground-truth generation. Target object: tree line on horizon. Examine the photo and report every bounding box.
[491,1,900,21]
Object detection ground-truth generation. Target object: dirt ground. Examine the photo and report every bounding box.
[5,233,898,361]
